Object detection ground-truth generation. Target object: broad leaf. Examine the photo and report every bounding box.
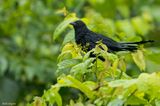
[42,87,62,106]
[132,50,146,71]
[125,95,148,105]
[57,59,80,74]
[109,79,137,88]
[57,75,95,99]
[118,57,126,72]
[53,13,78,40]
[108,98,124,106]
[58,43,82,61]
[136,72,160,99]
[62,29,75,45]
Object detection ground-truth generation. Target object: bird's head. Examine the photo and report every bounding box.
[70,20,88,32]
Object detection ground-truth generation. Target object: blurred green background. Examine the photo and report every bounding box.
[0,0,160,105]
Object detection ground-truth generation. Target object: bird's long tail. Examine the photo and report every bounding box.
[121,40,154,44]
[120,40,154,51]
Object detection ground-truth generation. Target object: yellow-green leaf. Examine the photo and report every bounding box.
[53,13,78,40]
[131,50,145,71]
[137,72,160,99]
[58,43,82,61]
[57,75,95,99]
[118,57,126,72]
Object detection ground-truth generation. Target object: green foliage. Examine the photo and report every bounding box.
[0,0,62,81]
[1,0,160,105]
[30,43,160,105]
[131,50,146,71]
[30,46,160,106]
[53,13,78,40]
[28,0,160,105]
[0,0,66,104]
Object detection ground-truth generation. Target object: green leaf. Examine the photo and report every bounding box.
[106,53,118,62]
[58,51,72,62]
[131,50,146,71]
[57,59,80,74]
[118,58,126,72]
[53,13,78,40]
[108,98,124,106]
[62,29,75,45]
[42,87,62,106]
[83,81,97,90]
[57,75,95,99]
[125,95,148,105]
[112,58,119,74]
[51,87,62,106]
[94,98,103,106]
[136,72,160,99]
[109,79,137,88]
[70,58,95,76]
[83,50,93,61]
[58,43,82,61]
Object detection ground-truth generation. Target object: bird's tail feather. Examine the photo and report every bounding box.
[120,45,138,51]
[121,40,154,44]
[120,40,154,51]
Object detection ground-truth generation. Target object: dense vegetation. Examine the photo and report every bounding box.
[0,0,160,106]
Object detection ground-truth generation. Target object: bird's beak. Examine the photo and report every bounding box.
[70,22,76,26]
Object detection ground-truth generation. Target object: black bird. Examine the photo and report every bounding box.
[70,20,153,61]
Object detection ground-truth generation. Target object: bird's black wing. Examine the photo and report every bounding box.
[87,31,121,52]
[87,31,139,52]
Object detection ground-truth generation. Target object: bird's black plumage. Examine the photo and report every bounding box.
[70,20,153,60]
